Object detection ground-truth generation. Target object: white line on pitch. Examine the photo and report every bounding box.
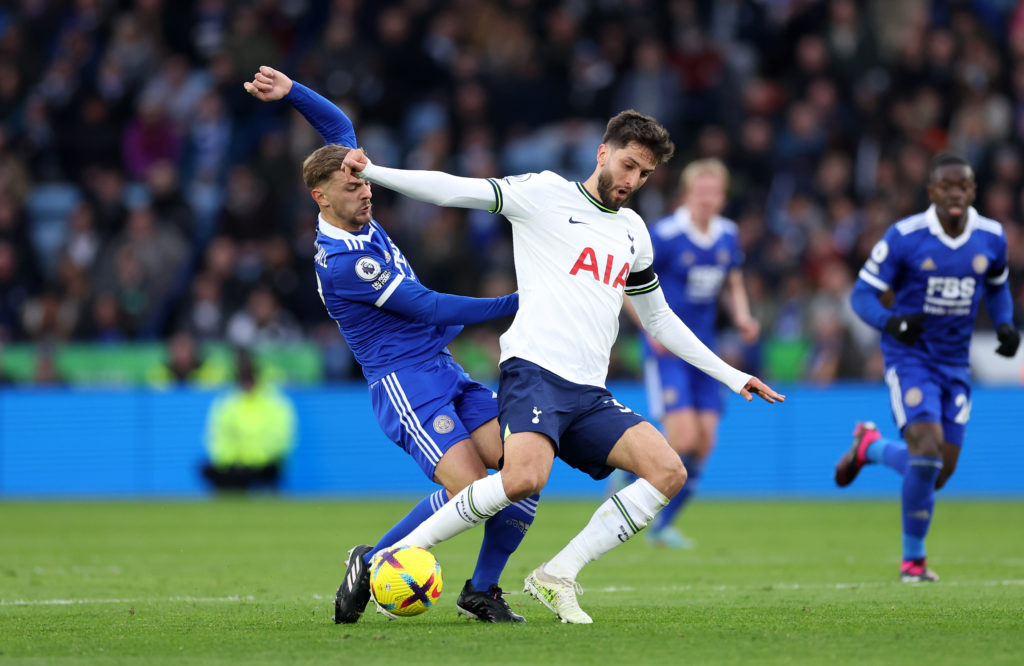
[0,595,255,606]
[587,579,1024,593]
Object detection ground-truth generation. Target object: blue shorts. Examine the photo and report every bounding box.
[883,356,971,447]
[643,353,723,420]
[498,358,646,480]
[370,352,497,480]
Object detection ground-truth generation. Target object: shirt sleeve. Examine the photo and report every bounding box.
[487,172,547,220]
[984,231,1013,327]
[321,249,403,313]
[361,162,499,211]
[630,285,752,392]
[285,81,357,148]
[857,226,901,293]
[321,249,517,325]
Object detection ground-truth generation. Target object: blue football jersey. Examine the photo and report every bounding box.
[648,207,742,345]
[314,216,462,382]
[857,205,1009,366]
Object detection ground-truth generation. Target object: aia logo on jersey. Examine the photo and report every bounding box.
[569,247,630,289]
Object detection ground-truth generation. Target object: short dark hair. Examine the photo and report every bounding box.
[302,144,352,189]
[929,152,971,179]
[602,110,675,164]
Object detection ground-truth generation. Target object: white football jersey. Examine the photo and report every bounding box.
[488,171,654,387]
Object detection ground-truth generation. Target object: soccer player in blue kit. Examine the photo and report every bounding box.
[244,67,539,622]
[637,159,760,549]
[835,154,1020,582]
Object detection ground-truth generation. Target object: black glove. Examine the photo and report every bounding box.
[995,323,1020,357]
[885,313,926,346]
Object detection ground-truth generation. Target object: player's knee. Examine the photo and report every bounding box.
[499,468,547,501]
[643,456,687,498]
[906,430,943,459]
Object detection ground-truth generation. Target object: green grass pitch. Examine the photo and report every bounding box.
[2,499,1022,665]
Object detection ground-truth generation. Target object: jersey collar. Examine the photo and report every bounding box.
[674,206,724,249]
[924,204,977,250]
[575,183,619,214]
[317,213,378,242]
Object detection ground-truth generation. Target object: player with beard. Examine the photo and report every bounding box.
[342,111,784,623]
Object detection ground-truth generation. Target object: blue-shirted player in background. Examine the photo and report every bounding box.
[835,153,1020,582]
[635,159,760,549]
[245,67,539,622]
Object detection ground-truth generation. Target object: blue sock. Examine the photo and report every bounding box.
[470,495,539,591]
[901,456,942,560]
[865,436,908,475]
[364,489,448,564]
[652,455,701,532]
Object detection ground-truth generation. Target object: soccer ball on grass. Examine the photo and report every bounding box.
[369,546,443,618]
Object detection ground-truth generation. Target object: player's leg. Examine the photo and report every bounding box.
[934,441,960,491]
[646,407,698,544]
[650,363,722,547]
[525,391,677,623]
[455,381,541,622]
[900,421,944,582]
[555,421,684,572]
[835,367,914,486]
[391,359,568,553]
[336,364,486,623]
[891,362,947,581]
[900,373,969,581]
[391,430,553,550]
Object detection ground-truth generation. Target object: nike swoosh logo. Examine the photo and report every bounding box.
[568,217,588,225]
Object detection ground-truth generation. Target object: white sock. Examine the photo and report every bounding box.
[394,472,511,549]
[544,478,668,580]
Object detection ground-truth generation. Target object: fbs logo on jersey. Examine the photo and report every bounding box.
[355,256,382,281]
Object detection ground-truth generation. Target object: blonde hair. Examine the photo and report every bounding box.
[680,158,729,193]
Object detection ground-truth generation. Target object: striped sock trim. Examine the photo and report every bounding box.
[610,494,640,535]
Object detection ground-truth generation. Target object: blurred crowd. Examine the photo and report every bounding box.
[0,0,1023,385]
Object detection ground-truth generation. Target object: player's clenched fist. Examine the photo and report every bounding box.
[343,148,369,174]
[243,65,293,101]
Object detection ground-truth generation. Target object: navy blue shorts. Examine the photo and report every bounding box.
[883,355,971,447]
[369,352,497,479]
[498,358,646,480]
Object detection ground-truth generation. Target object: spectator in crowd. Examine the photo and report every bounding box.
[0,1,1019,384]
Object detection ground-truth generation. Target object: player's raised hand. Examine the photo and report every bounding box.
[343,148,369,174]
[739,376,785,404]
[884,313,926,346]
[995,322,1020,357]
[243,65,292,102]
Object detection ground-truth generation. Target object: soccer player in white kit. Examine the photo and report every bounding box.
[343,111,784,623]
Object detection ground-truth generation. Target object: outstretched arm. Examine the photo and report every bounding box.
[244,66,357,147]
[344,149,498,211]
[628,276,783,403]
[380,277,518,326]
